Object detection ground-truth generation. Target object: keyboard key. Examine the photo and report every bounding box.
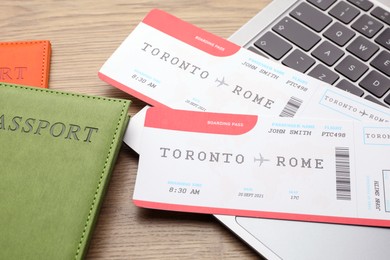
[282,49,316,73]
[308,63,339,84]
[385,93,390,105]
[335,79,364,96]
[346,36,379,61]
[291,2,332,32]
[312,40,344,65]
[370,50,390,76]
[375,28,390,51]
[352,14,383,38]
[323,22,355,46]
[346,0,373,11]
[359,70,390,97]
[365,94,388,107]
[329,1,360,24]
[272,17,321,51]
[371,6,390,26]
[307,0,336,11]
[335,55,369,81]
[254,32,292,60]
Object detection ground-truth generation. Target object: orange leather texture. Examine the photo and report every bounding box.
[0,40,51,88]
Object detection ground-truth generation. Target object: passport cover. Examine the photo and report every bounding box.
[0,40,51,88]
[0,83,130,259]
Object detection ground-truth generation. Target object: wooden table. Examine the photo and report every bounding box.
[3,1,270,258]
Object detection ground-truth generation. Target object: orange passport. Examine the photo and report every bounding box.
[0,40,51,88]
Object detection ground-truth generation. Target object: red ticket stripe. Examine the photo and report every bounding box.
[142,9,240,57]
[134,199,390,228]
[144,107,257,135]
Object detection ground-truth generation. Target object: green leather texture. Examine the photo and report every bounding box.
[0,83,130,260]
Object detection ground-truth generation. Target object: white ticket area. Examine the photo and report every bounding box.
[133,107,390,227]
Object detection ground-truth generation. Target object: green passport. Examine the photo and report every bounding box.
[0,83,131,259]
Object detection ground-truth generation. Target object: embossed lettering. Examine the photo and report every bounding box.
[22,118,36,133]
[0,67,27,80]
[83,127,99,142]
[66,124,81,140]
[8,116,22,131]
[34,120,50,135]
[50,122,66,137]
[0,114,99,143]
[0,114,5,130]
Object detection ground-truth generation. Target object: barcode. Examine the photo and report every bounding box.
[279,96,303,117]
[335,147,351,201]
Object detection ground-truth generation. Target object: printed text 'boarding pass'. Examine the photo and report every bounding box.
[134,108,390,227]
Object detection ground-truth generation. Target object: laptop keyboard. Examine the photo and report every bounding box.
[248,0,390,107]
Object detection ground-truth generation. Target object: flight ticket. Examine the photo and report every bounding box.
[99,9,390,154]
[99,9,389,125]
[98,9,390,226]
[133,107,390,227]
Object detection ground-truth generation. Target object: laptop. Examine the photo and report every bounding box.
[214,0,390,259]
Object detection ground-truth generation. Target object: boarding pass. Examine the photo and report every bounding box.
[99,9,390,126]
[133,107,390,227]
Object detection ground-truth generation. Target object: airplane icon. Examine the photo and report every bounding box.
[254,153,270,167]
[359,109,368,117]
[215,77,229,87]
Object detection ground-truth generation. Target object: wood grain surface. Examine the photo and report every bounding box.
[3,1,270,259]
